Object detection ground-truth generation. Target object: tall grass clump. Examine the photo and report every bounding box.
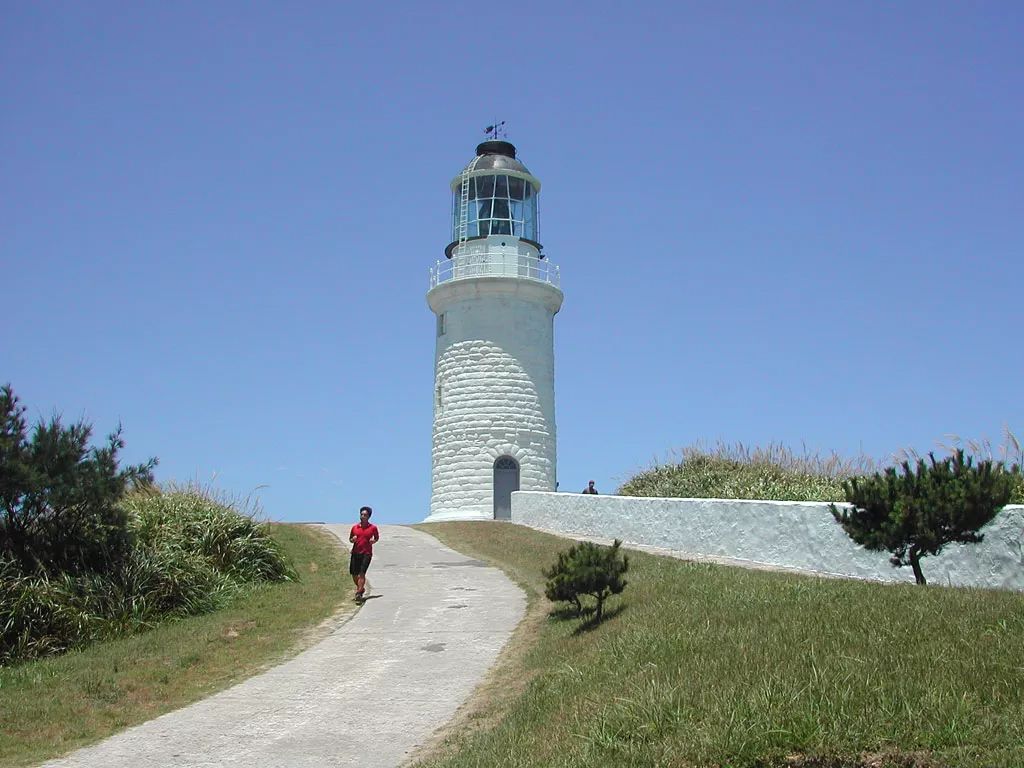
[1,487,295,667]
[619,441,878,501]
[125,486,294,584]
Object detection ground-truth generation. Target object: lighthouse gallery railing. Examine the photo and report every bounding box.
[429,253,560,289]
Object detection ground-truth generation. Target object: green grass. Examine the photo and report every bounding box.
[0,523,352,768]
[416,522,1024,768]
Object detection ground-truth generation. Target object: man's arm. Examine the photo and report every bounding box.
[371,526,380,544]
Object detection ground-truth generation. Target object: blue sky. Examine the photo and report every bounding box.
[3,2,1021,524]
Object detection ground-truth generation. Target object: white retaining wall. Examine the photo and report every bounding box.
[511,491,1024,590]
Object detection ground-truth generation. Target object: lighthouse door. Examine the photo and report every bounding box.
[493,456,520,520]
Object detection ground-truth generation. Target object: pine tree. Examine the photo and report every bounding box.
[0,384,157,576]
[830,450,1018,585]
[543,539,629,621]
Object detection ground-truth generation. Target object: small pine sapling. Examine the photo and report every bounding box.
[543,539,629,621]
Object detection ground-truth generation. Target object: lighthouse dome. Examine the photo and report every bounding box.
[461,140,532,175]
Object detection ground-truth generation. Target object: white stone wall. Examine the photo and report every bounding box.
[425,277,563,521]
[512,491,1024,590]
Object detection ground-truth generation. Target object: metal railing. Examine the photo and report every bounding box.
[429,252,560,289]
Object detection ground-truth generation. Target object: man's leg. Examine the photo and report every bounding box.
[355,555,371,598]
[350,554,362,596]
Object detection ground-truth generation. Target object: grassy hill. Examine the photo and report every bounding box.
[417,522,1024,768]
[618,442,877,501]
[617,440,1024,504]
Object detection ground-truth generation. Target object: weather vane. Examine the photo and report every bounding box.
[484,121,507,140]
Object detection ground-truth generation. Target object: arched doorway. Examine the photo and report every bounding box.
[493,455,520,520]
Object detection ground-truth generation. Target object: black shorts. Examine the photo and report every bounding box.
[349,552,372,576]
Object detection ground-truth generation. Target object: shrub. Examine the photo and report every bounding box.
[0,557,87,663]
[0,384,156,576]
[1,486,296,666]
[830,450,1019,585]
[543,539,628,622]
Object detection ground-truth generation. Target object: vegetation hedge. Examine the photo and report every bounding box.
[618,442,874,501]
[618,438,1024,504]
[1,488,296,666]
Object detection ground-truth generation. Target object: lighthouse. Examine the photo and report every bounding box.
[424,138,563,522]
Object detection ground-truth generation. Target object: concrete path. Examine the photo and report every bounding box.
[42,525,526,768]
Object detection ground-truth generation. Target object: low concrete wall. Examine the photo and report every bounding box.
[511,491,1024,590]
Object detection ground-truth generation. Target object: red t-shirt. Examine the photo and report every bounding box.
[350,523,379,555]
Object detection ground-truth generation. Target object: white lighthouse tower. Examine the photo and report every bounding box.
[424,138,563,522]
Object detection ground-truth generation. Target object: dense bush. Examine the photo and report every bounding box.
[543,539,628,622]
[831,450,1019,585]
[1,488,296,666]
[0,384,156,576]
[0,386,299,665]
[618,442,874,501]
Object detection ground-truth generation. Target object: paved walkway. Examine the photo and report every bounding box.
[42,525,526,768]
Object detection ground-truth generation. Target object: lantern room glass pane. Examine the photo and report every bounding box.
[475,175,494,199]
[508,176,525,199]
[451,172,539,243]
[523,195,536,239]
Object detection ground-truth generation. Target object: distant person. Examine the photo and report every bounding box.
[349,505,379,601]
[582,480,598,495]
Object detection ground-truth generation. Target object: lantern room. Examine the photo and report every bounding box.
[446,140,541,258]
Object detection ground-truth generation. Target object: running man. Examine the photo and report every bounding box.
[349,505,379,601]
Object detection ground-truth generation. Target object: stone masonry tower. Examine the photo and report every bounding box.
[424,139,563,522]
